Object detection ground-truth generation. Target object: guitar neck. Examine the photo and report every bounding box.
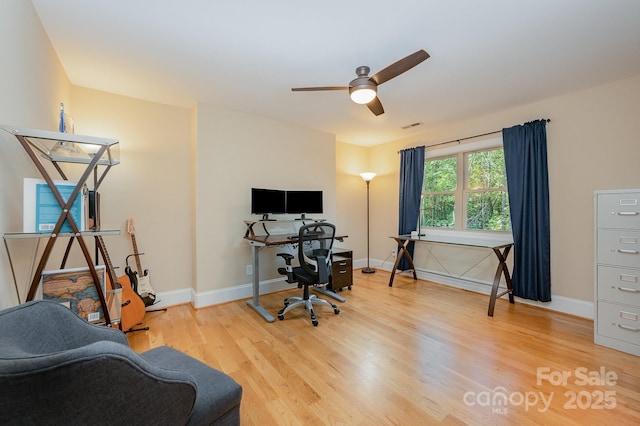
[131,234,144,275]
[96,235,119,288]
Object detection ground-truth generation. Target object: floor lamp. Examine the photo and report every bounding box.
[360,172,376,274]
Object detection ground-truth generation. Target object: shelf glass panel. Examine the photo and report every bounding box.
[0,125,120,166]
[4,227,120,239]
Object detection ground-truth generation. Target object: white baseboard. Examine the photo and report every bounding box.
[151,278,293,310]
[358,257,594,319]
[152,257,594,320]
[143,288,191,311]
[192,278,292,309]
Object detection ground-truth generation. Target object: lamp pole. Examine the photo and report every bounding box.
[360,172,376,274]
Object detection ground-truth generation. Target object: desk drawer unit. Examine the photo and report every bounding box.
[595,190,640,356]
[330,249,353,291]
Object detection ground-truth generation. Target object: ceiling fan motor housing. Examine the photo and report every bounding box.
[349,81,377,104]
[349,66,377,104]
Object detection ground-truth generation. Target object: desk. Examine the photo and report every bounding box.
[244,231,347,322]
[389,234,514,316]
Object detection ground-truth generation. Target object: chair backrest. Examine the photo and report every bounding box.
[297,222,336,285]
[0,300,197,425]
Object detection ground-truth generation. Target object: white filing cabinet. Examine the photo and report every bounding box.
[594,189,640,356]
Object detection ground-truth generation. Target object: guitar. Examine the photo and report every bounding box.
[96,235,146,332]
[126,218,157,307]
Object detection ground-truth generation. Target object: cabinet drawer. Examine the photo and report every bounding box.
[331,270,351,288]
[597,192,640,229]
[332,257,352,269]
[597,301,640,346]
[331,258,352,290]
[597,229,640,268]
[597,265,640,305]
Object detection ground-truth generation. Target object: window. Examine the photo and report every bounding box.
[421,156,457,228]
[420,140,510,233]
[465,148,510,231]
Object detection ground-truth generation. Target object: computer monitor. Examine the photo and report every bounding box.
[251,188,286,220]
[286,190,323,219]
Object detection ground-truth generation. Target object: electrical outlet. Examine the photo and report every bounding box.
[391,249,397,257]
[246,264,253,275]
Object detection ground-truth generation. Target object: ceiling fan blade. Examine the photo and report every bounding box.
[370,49,430,86]
[367,97,384,116]
[291,86,349,91]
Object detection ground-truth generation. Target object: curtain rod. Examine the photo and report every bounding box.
[398,118,551,153]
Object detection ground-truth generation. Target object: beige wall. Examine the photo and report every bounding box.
[69,87,193,296]
[335,142,370,262]
[367,74,640,308]
[0,0,70,308]
[193,103,336,303]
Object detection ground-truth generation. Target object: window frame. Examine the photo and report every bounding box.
[421,136,512,239]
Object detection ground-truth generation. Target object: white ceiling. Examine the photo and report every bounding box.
[31,0,640,146]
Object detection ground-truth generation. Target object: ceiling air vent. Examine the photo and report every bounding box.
[401,122,423,130]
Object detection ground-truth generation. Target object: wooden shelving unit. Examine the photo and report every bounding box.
[1,126,120,325]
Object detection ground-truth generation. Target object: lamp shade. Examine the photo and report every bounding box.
[360,172,376,182]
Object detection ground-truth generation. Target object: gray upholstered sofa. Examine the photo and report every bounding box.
[0,300,242,425]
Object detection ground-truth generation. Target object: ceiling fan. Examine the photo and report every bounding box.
[291,49,430,116]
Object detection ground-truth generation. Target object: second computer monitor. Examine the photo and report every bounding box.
[286,190,323,219]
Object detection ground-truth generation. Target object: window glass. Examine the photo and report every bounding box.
[466,191,510,231]
[421,156,457,228]
[422,193,455,228]
[465,149,510,231]
[421,146,510,233]
[467,149,506,189]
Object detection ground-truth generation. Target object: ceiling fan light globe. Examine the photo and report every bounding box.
[350,87,377,104]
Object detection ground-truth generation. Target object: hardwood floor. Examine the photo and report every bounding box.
[127,271,640,425]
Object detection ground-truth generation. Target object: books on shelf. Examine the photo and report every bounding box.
[23,178,86,233]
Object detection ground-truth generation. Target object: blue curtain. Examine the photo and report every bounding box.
[398,146,425,270]
[502,120,551,302]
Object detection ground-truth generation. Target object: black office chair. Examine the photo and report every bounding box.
[277,222,340,326]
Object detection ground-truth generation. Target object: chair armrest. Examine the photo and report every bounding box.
[142,346,243,426]
[0,340,197,425]
[277,253,296,282]
[277,252,294,263]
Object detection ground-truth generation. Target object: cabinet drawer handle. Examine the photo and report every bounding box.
[617,286,640,293]
[338,270,347,274]
[338,262,347,266]
[617,249,639,254]
[616,211,640,216]
[617,324,640,332]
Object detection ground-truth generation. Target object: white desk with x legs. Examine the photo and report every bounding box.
[389,234,515,317]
